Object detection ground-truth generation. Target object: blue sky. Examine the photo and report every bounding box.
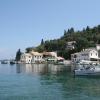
[0,0,100,59]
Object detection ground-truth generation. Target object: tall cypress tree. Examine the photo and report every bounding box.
[15,49,22,61]
[41,39,44,45]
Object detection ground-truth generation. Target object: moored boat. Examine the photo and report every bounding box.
[10,61,15,65]
[1,60,8,64]
[74,63,100,76]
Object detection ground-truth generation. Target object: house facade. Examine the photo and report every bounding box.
[20,51,43,64]
[21,53,32,64]
[71,48,99,63]
[20,51,64,64]
[30,51,43,63]
[66,41,76,50]
[43,52,57,62]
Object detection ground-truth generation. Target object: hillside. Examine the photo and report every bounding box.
[26,25,100,60]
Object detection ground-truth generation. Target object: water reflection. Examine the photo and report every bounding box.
[0,64,100,100]
[16,64,67,75]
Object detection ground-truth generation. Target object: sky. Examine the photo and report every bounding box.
[0,0,100,59]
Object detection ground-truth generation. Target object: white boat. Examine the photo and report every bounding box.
[1,60,8,64]
[74,64,100,76]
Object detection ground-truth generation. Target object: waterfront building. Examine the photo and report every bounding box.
[30,51,43,63]
[71,48,99,63]
[20,53,32,64]
[56,56,64,62]
[43,52,57,62]
[20,51,65,64]
[96,44,100,51]
[20,51,43,64]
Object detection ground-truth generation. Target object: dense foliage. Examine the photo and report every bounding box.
[26,25,100,59]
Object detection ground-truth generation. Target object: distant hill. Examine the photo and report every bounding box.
[26,25,100,59]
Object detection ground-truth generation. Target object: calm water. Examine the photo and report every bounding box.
[0,64,100,100]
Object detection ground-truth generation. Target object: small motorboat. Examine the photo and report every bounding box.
[74,64,100,76]
[10,61,15,65]
[1,61,8,64]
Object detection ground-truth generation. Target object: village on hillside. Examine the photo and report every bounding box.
[1,41,100,66]
[19,43,100,65]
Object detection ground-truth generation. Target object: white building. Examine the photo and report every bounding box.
[21,53,32,64]
[43,52,57,62]
[96,44,100,51]
[30,51,43,63]
[66,41,76,50]
[71,48,99,63]
[20,51,43,64]
[20,51,64,64]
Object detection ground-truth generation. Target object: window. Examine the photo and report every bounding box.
[96,53,97,56]
[74,55,77,58]
[81,54,88,56]
[29,56,31,58]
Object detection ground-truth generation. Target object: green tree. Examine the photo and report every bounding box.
[25,47,33,53]
[86,26,91,33]
[64,30,67,36]
[70,27,74,33]
[76,37,89,51]
[97,25,100,33]
[41,39,44,45]
[96,34,100,43]
[36,45,44,52]
[15,49,22,61]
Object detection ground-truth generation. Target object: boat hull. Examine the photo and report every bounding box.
[74,68,100,76]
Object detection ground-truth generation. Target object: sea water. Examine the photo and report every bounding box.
[0,64,100,100]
